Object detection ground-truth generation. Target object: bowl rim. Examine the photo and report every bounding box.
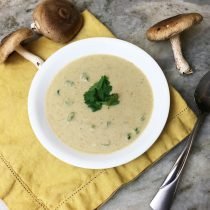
[28,37,170,169]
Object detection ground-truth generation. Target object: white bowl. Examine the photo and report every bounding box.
[28,38,170,169]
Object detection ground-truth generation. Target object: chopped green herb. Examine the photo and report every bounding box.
[84,76,120,112]
[91,124,96,129]
[64,98,74,106]
[80,72,89,82]
[57,89,60,95]
[65,80,74,86]
[134,127,140,134]
[67,112,75,122]
[140,114,146,121]
[101,140,111,146]
[127,133,132,140]
[106,121,111,127]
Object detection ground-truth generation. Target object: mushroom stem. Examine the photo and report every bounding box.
[15,45,44,68]
[170,35,192,74]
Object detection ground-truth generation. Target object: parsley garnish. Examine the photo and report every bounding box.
[84,76,120,112]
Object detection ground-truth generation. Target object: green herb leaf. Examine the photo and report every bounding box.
[64,98,74,106]
[67,112,75,122]
[140,114,146,121]
[84,76,120,112]
[103,93,119,106]
[80,72,89,82]
[91,124,96,129]
[57,89,60,95]
[106,121,111,128]
[134,127,140,134]
[127,133,132,140]
[101,140,111,146]
[65,80,74,86]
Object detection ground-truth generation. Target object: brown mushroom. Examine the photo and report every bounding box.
[146,13,203,74]
[0,28,44,68]
[31,0,83,43]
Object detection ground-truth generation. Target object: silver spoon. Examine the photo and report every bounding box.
[150,71,210,210]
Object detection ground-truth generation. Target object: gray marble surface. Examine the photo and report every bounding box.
[0,0,210,209]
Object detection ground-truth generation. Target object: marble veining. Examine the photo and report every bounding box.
[0,0,210,209]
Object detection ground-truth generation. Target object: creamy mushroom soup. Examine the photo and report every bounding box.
[46,55,153,153]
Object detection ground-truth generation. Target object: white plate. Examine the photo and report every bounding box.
[28,38,170,169]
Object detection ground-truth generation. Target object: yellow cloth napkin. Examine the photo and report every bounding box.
[0,10,196,210]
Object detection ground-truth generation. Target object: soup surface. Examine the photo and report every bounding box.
[46,55,153,153]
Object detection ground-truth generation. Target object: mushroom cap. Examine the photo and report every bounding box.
[146,13,203,41]
[33,0,83,43]
[0,28,33,63]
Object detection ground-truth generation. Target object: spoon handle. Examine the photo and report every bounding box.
[150,113,206,210]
